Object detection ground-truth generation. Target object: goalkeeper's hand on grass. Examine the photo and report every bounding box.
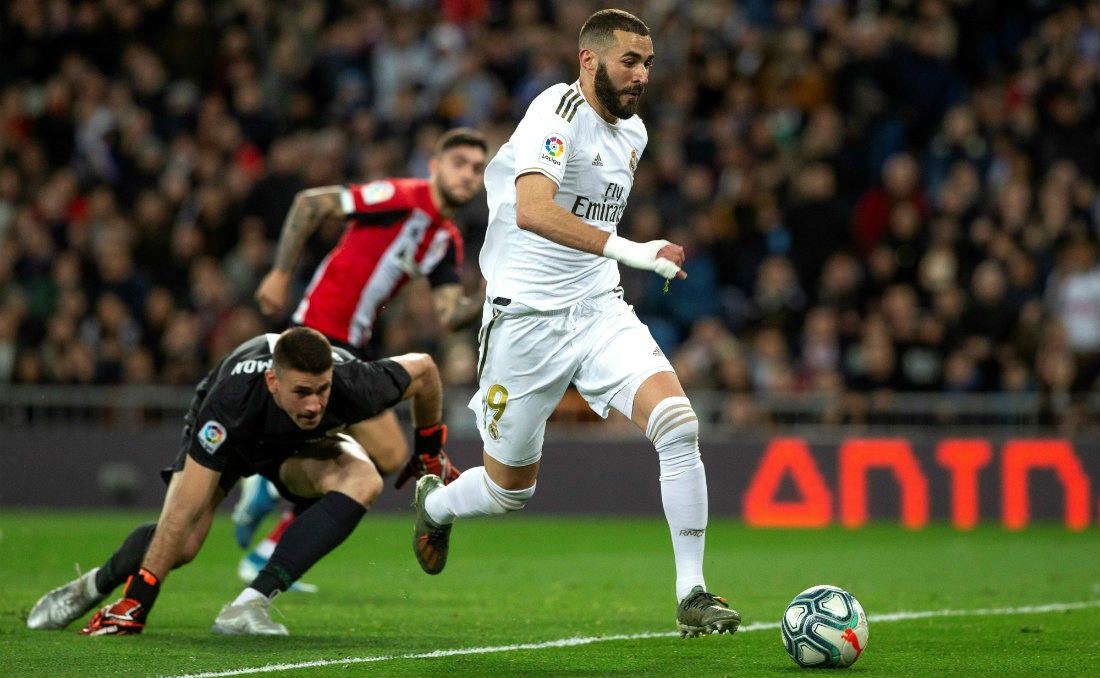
[79,598,146,636]
[80,567,159,636]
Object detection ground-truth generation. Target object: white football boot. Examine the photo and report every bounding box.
[212,596,288,635]
[27,567,106,630]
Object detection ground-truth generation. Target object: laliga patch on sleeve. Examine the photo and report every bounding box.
[198,420,227,454]
[358,180,396,205]
[539,135,566,167]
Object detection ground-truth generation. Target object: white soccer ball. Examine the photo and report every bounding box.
[781,584,869,668]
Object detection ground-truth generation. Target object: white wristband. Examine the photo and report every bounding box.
[603,234,681,279]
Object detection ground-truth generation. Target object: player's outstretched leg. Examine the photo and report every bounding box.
[675,586,741,637]
[26,568,106,630]
[212,594,288,636]
[412,474,451,574]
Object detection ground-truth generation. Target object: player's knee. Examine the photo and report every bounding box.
[646,396,701,478]
[362,470,384,505]
[316,434,383,506]
[343,461,383,507]
[646,396,699,448]
[485,474,536,513]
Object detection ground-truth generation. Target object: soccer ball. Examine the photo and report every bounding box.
[781,584,869,668]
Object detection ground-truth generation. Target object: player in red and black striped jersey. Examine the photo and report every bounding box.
[256,128,488,360]
[236,129,488,584]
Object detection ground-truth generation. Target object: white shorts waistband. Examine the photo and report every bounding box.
[487,287,623,317]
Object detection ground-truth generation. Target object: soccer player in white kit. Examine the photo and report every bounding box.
[412,9,741,637]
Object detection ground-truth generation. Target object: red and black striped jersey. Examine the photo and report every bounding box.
[292,178,463,347]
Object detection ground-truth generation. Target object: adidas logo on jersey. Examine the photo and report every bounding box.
[592,154,604,166]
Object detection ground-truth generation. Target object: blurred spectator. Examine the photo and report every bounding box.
[222,217,271,305]
[91,231,148,322]
[815,250,866,340]
[745,255,807,336]
[891,12,966,146]
[960,259,1021,388]
[880,282,941,391]
[79,291,140,384]
[159,308,204,386]
[747,326,797,396]
[1044,234,1100,401]
[155,0,217,88]
[242,137,305,242]
[852,152,930,257]
[785,162,851,290]
[925,105,990,200]
[845,313,902,393]
[0,303,17,381]
[372,11,435,124]
[796,305,842,388]
[671,317,740,391]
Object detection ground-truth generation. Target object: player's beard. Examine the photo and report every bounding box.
[439,182,474,211]
[594,61,644,119]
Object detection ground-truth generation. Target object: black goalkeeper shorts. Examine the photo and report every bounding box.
[159,417,324,508]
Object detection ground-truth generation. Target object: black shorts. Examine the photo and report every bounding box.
[160,417,323,508]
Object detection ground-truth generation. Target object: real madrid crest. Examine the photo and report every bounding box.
[629,148,638,174]
[487,420,500,441]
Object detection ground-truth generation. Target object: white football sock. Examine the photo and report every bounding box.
[425,466,535,525]
[647,396,708,601]
[231,587,266,606]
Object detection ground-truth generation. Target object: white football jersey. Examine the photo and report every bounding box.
[480,81,647,310]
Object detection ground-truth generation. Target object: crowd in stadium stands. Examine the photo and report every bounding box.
[1,0,1099,429]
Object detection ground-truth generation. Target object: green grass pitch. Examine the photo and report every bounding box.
[0,509,1096,677]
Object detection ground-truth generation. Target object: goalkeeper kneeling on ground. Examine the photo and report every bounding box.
[26,327,449,636]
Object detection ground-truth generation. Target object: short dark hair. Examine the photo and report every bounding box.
[579,9,649,51]
[272,327,333,375]
[435,127,487,156]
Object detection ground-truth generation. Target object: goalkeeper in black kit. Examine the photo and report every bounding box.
[26,327,448,635]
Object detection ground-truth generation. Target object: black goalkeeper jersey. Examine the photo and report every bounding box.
[182,333,408,476]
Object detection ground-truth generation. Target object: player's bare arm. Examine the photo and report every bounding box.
[387,352,443,429]
[74,457,223,634]
[515,172,687,279]
[141,456,222,579]
[255,187,344,316]
[432,283,482,332]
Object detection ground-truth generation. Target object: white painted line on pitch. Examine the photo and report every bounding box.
[156,600,1100,678]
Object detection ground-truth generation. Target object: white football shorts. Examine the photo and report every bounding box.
[468,289,674,466]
